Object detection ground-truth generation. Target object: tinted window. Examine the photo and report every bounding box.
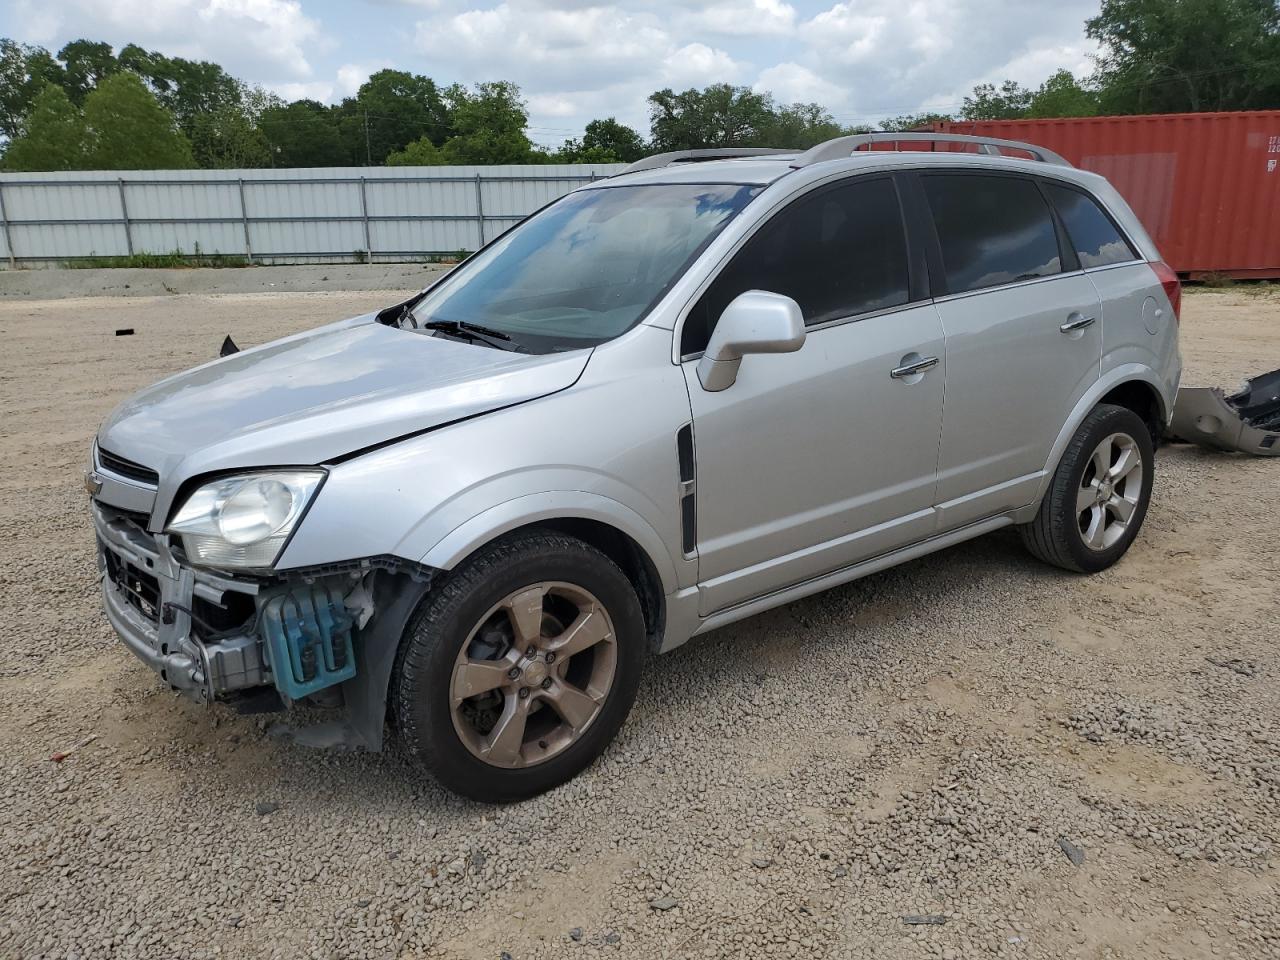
[411,183,759,354]
[682,177,910,355]
[923,175,1062,294]
[1047,184,1137,268]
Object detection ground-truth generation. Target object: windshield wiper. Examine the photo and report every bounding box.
[418,319,516,350]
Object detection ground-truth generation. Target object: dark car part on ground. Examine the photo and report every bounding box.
[1167,367,1280,456]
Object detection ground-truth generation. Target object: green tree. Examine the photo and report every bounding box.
[338,69,449,164]
[1027,70,1100,118]
[81,72,194,169]
[552,142,620,163]
[557,117,647,162]
[878,112,953,131]
[190,105,270,167]
[761,102,860,148]
[258,99,346,167]
[387,83,538,165]
[648,84,777,149]
[386,135,445,166]
[1087,0,1280,112]
[57,39,119,104]
[0,39,65,140]
[962,80,1033,120]
[438,81,538,164]
[118,44,245,134]
[2,85,86,171]
[575,117,647,161]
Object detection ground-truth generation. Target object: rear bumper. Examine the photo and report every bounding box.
[1167,368,1280,456]
[94,501,267,702]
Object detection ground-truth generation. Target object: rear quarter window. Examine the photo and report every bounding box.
[922,174,1062,295]
[1045,183,1138,268]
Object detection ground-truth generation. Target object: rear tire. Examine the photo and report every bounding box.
[1019,403,1154,573]
[393,529,645,801]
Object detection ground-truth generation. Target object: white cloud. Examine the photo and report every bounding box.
[755,62,849,109]
[11,0,324,81]
[660,42,743,88]
[527,92,582,118]
[680,0,797,37]
[793,0,1099,124]
[336,61,393,98]
[5,0,1106,142]
[417,4,673,86]
[273,80,336,102]
[413,2,760,136]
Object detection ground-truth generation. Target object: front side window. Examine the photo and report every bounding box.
[1046,183,1137,268]
[683,177,911,355]
[409,183,759,353]
[923,174,1062,295]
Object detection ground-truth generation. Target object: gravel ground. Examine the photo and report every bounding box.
[0,264,449,301]
[0,283,1278,960]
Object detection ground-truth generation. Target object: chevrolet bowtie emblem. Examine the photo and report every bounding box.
[84,471,103,497]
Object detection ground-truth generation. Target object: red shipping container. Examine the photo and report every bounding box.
[920,112,1280,279]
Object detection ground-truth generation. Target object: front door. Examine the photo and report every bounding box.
[679,175,946,615]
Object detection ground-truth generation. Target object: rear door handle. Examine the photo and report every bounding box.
[890,355,939,380]
[1060,313,1096,333]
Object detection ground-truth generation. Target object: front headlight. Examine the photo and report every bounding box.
[166,470,325,569]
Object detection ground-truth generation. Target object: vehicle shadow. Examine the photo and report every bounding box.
[221,525,1069,816]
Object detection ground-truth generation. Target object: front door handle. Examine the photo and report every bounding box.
[1060,313,1096,333]
[890,355,939,380]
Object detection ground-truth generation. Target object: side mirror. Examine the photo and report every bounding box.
[696,290,806,392]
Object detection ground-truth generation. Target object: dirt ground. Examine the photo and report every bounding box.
[0,281,1277,960]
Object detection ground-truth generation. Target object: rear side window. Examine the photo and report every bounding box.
[1046,184,1137,268]
[682,177,910,355]
[923,175,1062,294]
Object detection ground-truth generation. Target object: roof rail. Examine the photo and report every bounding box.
[790,133,1072,168]
[620,148,796,175]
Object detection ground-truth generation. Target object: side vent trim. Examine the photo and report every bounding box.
[676,423,696,556]
[677,423,695,483]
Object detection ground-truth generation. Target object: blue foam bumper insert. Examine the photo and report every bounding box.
[260,582,357,700]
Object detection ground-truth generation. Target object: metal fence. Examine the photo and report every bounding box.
[0,163,627,268]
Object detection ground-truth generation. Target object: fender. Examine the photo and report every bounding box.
[1021,363,1172,519]
[417,490,682,596]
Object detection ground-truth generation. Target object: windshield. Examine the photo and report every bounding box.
[408,183,760,353]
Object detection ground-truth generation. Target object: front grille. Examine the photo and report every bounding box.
[98,447,160,486]
[104,549,162,624]
[110,506,152,530]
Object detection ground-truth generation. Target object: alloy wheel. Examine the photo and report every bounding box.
[449,582,617,769]
[1077,431,1144,551]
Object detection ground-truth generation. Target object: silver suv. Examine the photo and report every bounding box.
[88,134,1182,800]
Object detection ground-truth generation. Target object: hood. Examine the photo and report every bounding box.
[98,314,590,488]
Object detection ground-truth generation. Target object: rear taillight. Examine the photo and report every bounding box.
[1150,260,1181,322]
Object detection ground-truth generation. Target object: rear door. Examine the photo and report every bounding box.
[916,172,1103,530]
[681,175,946,614]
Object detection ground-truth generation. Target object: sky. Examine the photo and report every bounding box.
[3,0,1103,148]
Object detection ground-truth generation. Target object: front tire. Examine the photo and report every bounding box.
[393,530,645,801]
[1019,403,1155,573]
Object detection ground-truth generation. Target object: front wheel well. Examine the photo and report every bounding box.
[475,518,667,651]
[1098,381,1163,443]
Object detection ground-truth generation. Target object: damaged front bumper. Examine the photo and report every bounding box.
[1167,368,1280,456]
[95,501,266,701]
[94,501,369,706]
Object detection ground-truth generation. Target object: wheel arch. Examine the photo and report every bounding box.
[417,493,677,650]
[1022,366,1170,521]
[1097,379,1165,443]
